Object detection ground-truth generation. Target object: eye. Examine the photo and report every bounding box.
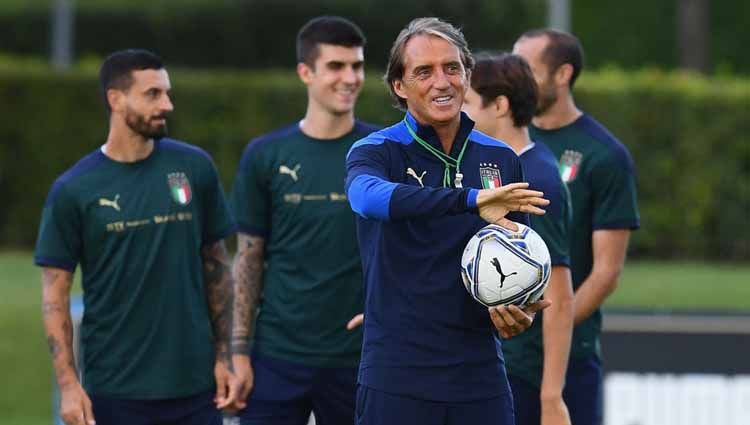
[416,68,431,79]
[446,63,461,74]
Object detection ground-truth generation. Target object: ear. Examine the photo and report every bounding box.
[555,63,574,88]
[106,88,124,113]
[495,95,511,119]
[392,80,408,102]
[297,62,314,85]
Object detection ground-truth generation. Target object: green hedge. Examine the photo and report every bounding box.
[0,0,544,70]
[2,0,750,74]
[1,62,749,259]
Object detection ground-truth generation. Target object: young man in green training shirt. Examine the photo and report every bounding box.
[514,29,641,425]
[230,16,377,425]
[462,51,575,425]
[35,49,248,425]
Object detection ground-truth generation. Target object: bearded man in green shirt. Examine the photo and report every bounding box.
[513,29,640,425]
[35,49,248,425]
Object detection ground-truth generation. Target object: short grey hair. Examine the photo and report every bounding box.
[384,17,475,110]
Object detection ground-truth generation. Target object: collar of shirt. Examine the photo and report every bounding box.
[404,110,476,158]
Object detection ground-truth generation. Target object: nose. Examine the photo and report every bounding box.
[433,69,450,90]
[162,93,174,112]
[342,65,360,85]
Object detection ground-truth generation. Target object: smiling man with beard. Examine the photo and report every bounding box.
[34,49,247,425]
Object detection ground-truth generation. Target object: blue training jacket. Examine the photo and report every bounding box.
[345,111,529,402]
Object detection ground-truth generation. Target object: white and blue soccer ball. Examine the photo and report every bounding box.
[461,223,551,307]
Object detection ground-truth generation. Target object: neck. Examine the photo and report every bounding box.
[104,119,155,162]
[300,103,355,139]
[434,120,461,154]
[532,93,582,130]
[491,120,531,155]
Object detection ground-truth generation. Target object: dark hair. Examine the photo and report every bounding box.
[296,16,366,67]
[519,28,584,89]
[99,49,164,111]
[470,52,537,127]
[385,17,474,110]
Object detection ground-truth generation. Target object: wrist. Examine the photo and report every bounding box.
[475,189,489,207]
[231,337,250,356]
[56,372,79,390]
[540,389,563,403]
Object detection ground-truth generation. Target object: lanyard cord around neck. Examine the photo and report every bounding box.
[403,118,469,188]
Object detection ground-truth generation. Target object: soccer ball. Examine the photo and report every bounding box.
[460,223,551,307]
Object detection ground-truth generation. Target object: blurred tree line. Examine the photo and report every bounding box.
[1,62,748,259]
[1,0,749,74]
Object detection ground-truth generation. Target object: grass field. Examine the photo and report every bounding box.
[1,251,749,425]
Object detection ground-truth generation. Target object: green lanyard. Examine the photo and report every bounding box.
[403,118,469,188]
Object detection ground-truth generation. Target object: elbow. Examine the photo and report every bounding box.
[347,175,394,221]
[601,266,623,296]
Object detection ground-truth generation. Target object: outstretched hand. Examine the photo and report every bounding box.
[476,182,549,231]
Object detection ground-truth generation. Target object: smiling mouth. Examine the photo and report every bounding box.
[335,88,358,98]
[433,95,454,106]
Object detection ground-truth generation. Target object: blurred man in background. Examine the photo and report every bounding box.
[35,49,243,425]
[346,17,550,425]
[463,51,574,425]
[514,29,640,425]
[230,16,377,425]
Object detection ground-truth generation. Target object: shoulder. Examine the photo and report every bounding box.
[348,120,412,158]
[523,142,559,170]
[469,129,516,154]
[469,130,521,171]
[353,120,382,138]
[159,138,215,164]
[239,123,300,169]
[575,114,635,172]
[46,149,106,206]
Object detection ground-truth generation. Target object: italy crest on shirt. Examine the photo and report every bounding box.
[167,172,192,205]
[479,163,502,189]
[559,150,583,183]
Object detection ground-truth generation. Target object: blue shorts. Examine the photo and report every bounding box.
[507,374,541,425]
[237,353,357,425]
[563,356,603,425]
[90,390,221,425]
[355,385,515,425]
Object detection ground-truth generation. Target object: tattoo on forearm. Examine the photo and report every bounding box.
[202,241,234,364]
[41,268,78,384]
[231,234,265,355]
[47,335,61,357]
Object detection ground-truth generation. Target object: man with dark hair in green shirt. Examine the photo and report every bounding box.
[35,49,247,425]
[230,16,377,425]
[514,29,640,425]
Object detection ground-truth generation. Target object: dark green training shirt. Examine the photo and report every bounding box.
[230,121,378,368]
[501,142,572,388]
[530,113,640,361]
[34,139,236,399]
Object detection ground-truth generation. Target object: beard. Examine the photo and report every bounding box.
[535,79,557,116]
[124,107,168,139]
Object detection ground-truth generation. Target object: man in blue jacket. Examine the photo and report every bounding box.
[345,17,550,425]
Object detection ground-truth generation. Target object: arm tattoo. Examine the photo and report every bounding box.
[201,240,234,365]
[231,233,265,355]
[41,268,78,388]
